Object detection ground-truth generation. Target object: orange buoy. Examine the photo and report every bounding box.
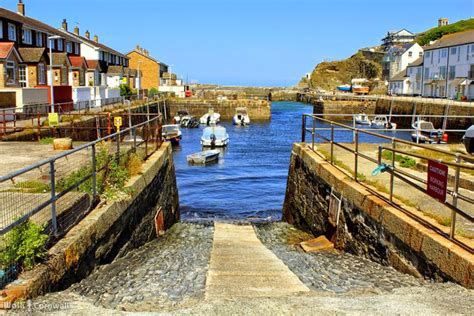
[442,133,448,143]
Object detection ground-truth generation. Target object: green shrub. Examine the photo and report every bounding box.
[416,18,474,46]
[119,84,132,97]
[382,150,416,168]
[0,220,48,270]
[38,137,54,145]
[148,87,159,97]
[13,180,50,193]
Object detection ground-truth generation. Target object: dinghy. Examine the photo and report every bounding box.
[187,149,221,164]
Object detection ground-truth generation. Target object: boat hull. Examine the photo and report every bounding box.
[201,138,229,147]
[187,150,220,164]
[233,115,250,126]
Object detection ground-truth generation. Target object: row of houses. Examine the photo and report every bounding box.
[385,22,474,100]
[0,1,187,110]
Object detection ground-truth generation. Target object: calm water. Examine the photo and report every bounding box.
[172,101,411,221]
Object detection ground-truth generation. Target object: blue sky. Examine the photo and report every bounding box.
[4,0,473,86]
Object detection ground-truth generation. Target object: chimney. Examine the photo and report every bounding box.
[74,26,79,35]
[17,0,25,16]
[93,35,98,43]
[85,30,90,39]
[62,19,68,31]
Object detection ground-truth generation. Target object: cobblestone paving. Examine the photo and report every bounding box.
[254,222,425,293]
[65,222,213,311]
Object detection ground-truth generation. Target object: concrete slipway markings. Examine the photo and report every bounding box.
[205,222,310,299]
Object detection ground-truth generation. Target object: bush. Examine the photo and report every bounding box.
[127,153,143,176]
[38,137,54,145]
[0,220,48,271]
[416,18,474,46]
[148,87,159,97]
[13,180,50,193]
[382,150,416,168]
[120,84,132,97]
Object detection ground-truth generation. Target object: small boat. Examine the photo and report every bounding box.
[200,109,221,125]
[463,125,474,154]
[180,116,200,128]
[201,126,229,147]
[355,113,371,125]
[173,110,190,124]
[336,84,351,92]
[161,124,182,145]
[351,78,370,95]
[187,149,221,164]
[411,120,445,144]
[233,107,250,126]
[371,115,397,130]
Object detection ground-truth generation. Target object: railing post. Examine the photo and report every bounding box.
[354,129,359,181]
[91,143,97,198]
[390,139,396,202]
[145,124,148,158]
[378,145,382,165]
[50,160,58,236]
[2,110,6,136]
[301,115,306,142]
[352,114,356,143]
[311,115,315,151]
[450,155,461,239]
[330,123,334,165]
[116,131,121,164]
[133,126,137,152]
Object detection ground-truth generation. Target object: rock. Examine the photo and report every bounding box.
[53,137,73,150]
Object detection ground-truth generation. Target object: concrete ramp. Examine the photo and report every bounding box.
[205,222,309,299]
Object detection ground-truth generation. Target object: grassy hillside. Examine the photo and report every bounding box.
[307,52,382,92]
[416,18,474,46]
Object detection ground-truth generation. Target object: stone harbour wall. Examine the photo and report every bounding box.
[168,99,271,121]
[283,143,473,288]
[0,142,179,303]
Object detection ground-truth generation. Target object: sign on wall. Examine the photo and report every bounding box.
[427,160,448,203]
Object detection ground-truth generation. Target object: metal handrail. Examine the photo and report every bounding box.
[302,113,474,252]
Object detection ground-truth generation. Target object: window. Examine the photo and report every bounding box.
[419,52,423,57]
[36,32,43,47]
[49,38,55,49]
[449,65,456,80]
[22,28,32,44]
[66,42,72,53]
[38,63,45,84]
[408,51,413,57]
[6,61,16,84]
[451,47,457,55]
[468,45,470,61]
[74,43,79,54]
[0,21,3,38]
[57,39,63,51]
[425,51,431,58]
[441,48,447,58]
[424,67,429,80]
[19,65,27,87]
[439,66,446,79]
[8,23,16,41]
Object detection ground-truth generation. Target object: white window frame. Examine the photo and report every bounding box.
[0,21,3,39]
[36,32,43,47]
[57,39,63,51]
[66,42,72,53]
[6,61,16,85]
[18,64,27,87]
[38,63,45,84]
[22,28,32,44]
[8,23,16,41]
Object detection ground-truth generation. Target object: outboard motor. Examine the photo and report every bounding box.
[207,115,211,126]
[210,134,216,149]
[464,125,474,154]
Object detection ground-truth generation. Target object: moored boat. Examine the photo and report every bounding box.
[173,110,190,124]
[200,109,221,125]
[371,115,397,130]
[463,125,474,154]
[355,113,371,125]
[201,126,229,147]
[187,149,221,164]
[411,120,445,144]
[180,116,200,128]
[233,107,250,126]
[162,124,182,145]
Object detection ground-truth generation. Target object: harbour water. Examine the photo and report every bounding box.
[173,101,411,221]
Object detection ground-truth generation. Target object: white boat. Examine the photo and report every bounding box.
[200,109,221,125]
[355,113,371,125]
[201,126,229,147]
[187,149,221,164]
[180,116,200,128]
[411,120,444,143]
[161,124,182,145]
[233,107,250,126]
[173,110,190,124]
[371,115,397,130]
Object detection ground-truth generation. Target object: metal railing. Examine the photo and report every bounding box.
[0,114,163,287]
[302,113,474,253]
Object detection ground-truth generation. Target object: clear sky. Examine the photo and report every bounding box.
[3,0,473,86]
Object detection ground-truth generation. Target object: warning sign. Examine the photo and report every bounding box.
[48,112,59,127]
[114,116,122,129]
[427,160,448,203]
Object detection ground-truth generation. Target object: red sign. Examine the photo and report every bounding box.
[427,160,448,202]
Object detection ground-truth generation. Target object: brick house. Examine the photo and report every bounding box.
[48,52,70,86]
[126,46,168,90]
[68,56,87,87]
[0,42,22,88]
[17,47,48,87]
[85,59,102,86]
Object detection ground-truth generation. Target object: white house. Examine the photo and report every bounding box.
[388,70,409,95]
[382,43,424,80]
[422,29,474,99]
[159,73,186,98]
[405,57,423,95]
[382,29,416,49]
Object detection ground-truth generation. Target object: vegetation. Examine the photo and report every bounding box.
[381,150,416,168]
[148,87,159,97]
[119,84,133,97]
[13,180,50,193]
[0,220,48,271]
[416,18,474,46]
[38,137,54,145]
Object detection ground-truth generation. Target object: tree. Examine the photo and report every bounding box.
[119,84,132,97]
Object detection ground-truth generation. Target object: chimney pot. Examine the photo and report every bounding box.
[93,35,98,43]
[17,0,25,16]
[73,26,79,35]
[85,30,90,39]
[62,19,68,31]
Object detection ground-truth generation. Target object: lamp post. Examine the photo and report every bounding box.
[137,60,142,100]
[48,35,63,113]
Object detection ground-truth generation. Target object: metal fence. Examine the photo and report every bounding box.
[0,114,163,288]
[302,113,474,253]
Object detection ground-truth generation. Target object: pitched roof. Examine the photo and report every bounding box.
[424,29,474,50]
[69,56,87,68]
[18,47,48,63]
[86,59,101,70]
[389,70,407,81]
[126,49,167,66]
[107,65,123,74]
[48,52,70,66]
[0,42,15,59]
[59,29,126,57]
[407,57,423,67]
[0,8,79,43]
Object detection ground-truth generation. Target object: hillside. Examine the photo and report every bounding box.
[416,18,474,46]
